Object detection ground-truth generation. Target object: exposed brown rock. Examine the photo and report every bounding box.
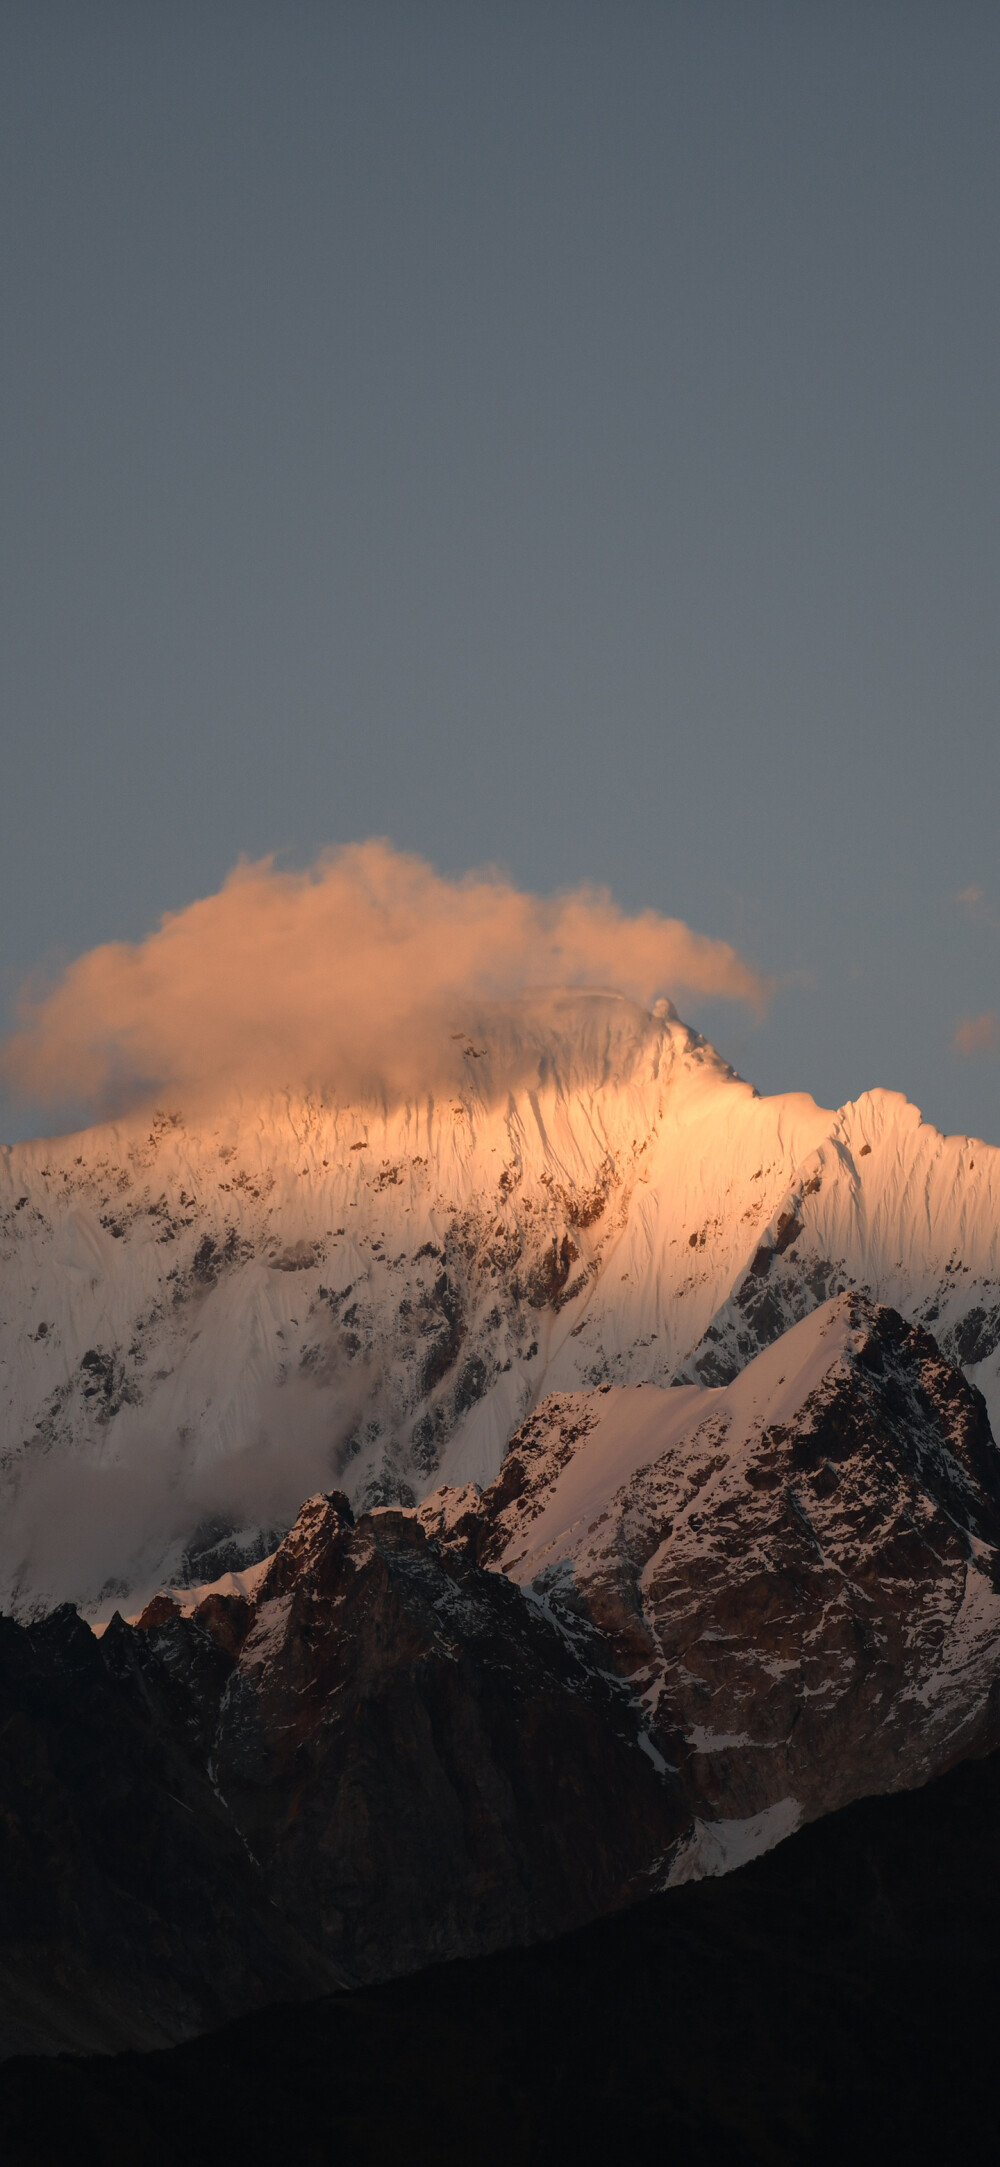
[4,1293,1000,2059]
[471,1295,1000,1835]
[134,1593,181,1630]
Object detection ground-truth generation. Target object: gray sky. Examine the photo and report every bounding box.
[2,1,999,1144]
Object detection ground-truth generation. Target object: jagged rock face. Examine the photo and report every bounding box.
[432,1294,1000,1841]
[4,1290,1000,2058]
[0,1495,683,2056]
[4,989,1000,1615]
[209,1496,681,1983]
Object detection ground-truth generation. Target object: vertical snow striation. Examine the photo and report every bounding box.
[1,990,999,1611]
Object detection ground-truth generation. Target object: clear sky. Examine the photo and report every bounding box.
[2,1,999,1144]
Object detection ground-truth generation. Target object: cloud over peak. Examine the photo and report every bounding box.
[1,841,770,1116]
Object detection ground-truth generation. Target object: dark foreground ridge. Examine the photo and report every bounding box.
[1,1740,999,2166]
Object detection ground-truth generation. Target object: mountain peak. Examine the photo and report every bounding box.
[1,1004,998,1617]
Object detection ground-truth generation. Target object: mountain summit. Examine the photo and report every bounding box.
[2,990,999,1614]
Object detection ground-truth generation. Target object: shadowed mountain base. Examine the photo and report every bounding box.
[1,1741,999,2166]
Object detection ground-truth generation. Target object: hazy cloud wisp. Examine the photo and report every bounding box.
[953,1012,998,1060]
[1,841,771,1115]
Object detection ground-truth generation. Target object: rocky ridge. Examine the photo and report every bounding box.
[0,1485,680,2056]
[436,1292,1000,1843]
[3,1289,1000,2054]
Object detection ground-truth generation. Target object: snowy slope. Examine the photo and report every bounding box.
[1,987,999,1613]
[445,1292,1000,1847]
[682,1086,1000,1394]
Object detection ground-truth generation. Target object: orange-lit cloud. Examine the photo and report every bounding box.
[0,843,771,1115]
[953,1011,998,1059]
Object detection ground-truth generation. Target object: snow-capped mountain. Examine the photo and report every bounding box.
[448,1291,1000,1853]
[4,1284,1000,2054]
[2,988,999,1613]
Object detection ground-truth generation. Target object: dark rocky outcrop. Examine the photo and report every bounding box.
[0,1499,682,2057]
[207,1493,682,1985]
[0,1604,330,2058]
